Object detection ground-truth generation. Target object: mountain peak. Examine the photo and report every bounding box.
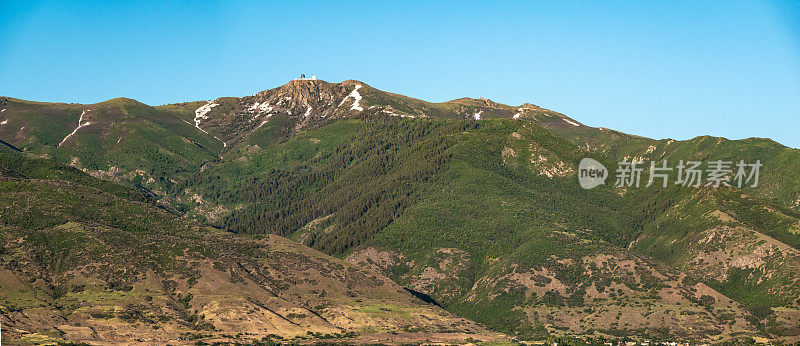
[444,97,510,109]
[340,79,367,87]
[95,97,148,107]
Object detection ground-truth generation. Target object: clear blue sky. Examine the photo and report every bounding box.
[2,1,799,147]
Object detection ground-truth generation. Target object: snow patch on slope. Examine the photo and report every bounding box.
[381,109,415,118]
[253,119,270,131]
[252,112,276,132]
[194,101,227,147]
[513,107,523,119]
[194,102,218,129]
[248,102,273,114]
[59,110,92,147]
[473,110,483,120]
[339,85,364,111]
[562,118,580,127]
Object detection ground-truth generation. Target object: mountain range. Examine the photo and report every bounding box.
[1,79,799,344]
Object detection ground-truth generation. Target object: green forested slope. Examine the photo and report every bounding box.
[0,97,223,199]
[0,147,498,344]
[539,119,800,211]
[173,114,798,342]
[3,80,800,343]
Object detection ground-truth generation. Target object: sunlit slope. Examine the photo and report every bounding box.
[625,185,800,338]
[0,96,222,198]
[0,148,500,344]
[3,78,800,342]
[176,115,788,341]
[538,117,800,211]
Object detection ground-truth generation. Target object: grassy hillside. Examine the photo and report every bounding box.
[0,96,223,200]
[625,185,800,337]
[3,79,800,343]
[0,148,502,344]
[538,118,800,211]
[173,113,795,342]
